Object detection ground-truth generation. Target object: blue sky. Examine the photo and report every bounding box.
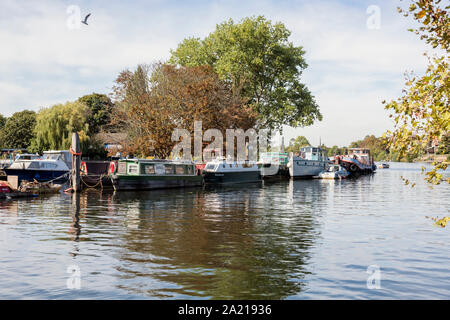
[0,0,433,146]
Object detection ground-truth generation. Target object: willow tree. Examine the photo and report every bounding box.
[169,16,322,132]
[384,0,449,185]
[30,101,89,153]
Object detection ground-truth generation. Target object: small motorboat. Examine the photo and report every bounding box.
[203,159,261,184]
[315,165,349,179]
[4,150,71,182]
[378,163,390,169]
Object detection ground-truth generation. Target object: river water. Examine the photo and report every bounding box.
[0,162,448,299]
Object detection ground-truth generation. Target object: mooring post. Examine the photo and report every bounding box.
[71,132,81,192]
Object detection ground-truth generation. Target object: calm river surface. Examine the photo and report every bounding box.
[0,162,448,299]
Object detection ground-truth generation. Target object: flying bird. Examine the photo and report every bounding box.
[81,13,91,25]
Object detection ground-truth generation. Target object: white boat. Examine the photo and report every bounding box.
[315,165,349,179]
[203,159,261,184]
[288,147,329,178]
[4,150,72,182]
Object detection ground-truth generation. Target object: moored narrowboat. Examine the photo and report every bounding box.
[111,159,203,191]
[259,152,290,179]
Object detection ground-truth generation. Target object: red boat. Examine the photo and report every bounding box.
[334,148,376,177]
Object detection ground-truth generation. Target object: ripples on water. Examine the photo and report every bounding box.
[0,162,448,299]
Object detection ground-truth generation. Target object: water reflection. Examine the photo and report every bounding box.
[1,163,448,299]
[108,182,324,299]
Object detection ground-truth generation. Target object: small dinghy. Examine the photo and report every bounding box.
[314,165,349,179]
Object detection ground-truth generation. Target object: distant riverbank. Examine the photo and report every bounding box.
[414,154,449,163]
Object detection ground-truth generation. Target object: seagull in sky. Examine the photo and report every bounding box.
[81,13,91,25]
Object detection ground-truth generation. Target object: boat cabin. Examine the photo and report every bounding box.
[203,159,259,173]
[14,154,41,161]
[298,147,328,161]
[347,148,372,165]
[42,150,72,167]
[259,152,289,165]
[116,159,196,176]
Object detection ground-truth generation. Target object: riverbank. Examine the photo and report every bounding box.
[414,154,449,163]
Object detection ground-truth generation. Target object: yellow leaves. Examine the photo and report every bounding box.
[431,216,450,228]
[416,10,426,19]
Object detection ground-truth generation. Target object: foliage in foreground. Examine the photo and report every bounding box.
[384,0,449,185]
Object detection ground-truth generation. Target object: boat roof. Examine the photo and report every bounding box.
[120,158,195,165]
[43,150,70,154]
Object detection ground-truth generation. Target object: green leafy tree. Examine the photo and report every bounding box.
[349,135,389,161]
[30,102,89,153]
[78,93,114,135]
[384,0,449,184]
[0,114,6,129]
[285,136,311,153]
[326,145,346,157]
[169,16,322,132]
[0,110,36,149]
[0,114,6,148]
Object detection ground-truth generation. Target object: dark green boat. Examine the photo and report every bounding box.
[111,159,203,191]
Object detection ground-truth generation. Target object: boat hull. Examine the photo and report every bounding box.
[338,158,376,176]
[3,169,69,182]
[289,159,328,178]
[112,174,203,191]
[260,164,290,179]
[203,171,261,184]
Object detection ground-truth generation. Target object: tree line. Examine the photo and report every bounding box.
[284,134,448,162]
[1,16,322,159]
[0,93,113,158]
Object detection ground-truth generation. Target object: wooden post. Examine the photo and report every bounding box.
[72,132,81,192]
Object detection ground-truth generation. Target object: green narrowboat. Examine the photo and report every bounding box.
[111,159,203,191]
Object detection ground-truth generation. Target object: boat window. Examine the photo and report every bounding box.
[187,165,193,174]
[41,162,57,169]
[165,164,174,174]
[118,162,127,174]
[128,164,138,174]
[43,154,60,160]
[205,164,216,170]
[144,164,155,174]
[28,162,40,169]
[176,165,185,175]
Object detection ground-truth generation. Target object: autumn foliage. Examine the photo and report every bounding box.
[111,63,257,158]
